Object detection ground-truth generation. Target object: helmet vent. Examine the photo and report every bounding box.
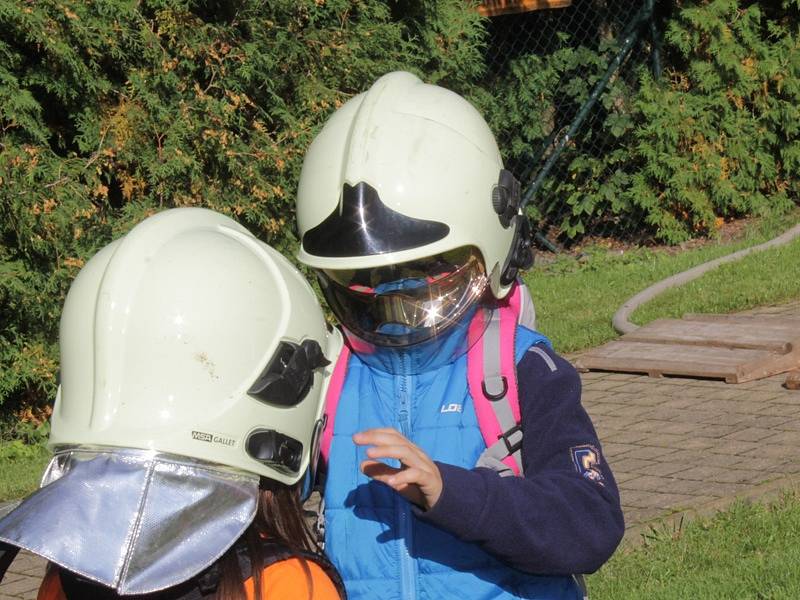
[247,340,330,406]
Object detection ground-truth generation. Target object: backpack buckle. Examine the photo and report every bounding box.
[481,375,508,400]
[498,423,523,455]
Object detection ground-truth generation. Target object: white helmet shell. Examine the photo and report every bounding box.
[50,207,342,486]
[296,71,526,298]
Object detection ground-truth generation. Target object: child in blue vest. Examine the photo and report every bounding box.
[295,71,624,599]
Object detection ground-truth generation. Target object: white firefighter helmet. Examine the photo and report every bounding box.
[51,207,342,485]
[295,71,532,346]
[0,208,343,595]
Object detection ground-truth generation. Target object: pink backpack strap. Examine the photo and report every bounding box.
[467,282,524,476]
[320,345,351,465]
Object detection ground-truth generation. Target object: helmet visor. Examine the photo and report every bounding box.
[318,246,488,347]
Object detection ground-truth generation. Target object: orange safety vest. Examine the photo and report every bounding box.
[38,545,343,600]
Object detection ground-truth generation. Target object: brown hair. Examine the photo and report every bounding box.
[214,481,319,600]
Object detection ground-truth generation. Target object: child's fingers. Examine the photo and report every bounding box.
[386,468,429,507]
[353,428,407,446]
[386,467,429,489]
[355,430,430,464]
[363,459,434,493]
[361,459,401,480]
[354,428,442,509]
[362,463,427,505]
[362,427,402,436]
[365,443,426,466]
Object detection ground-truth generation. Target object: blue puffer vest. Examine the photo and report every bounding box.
[324,324,583,600]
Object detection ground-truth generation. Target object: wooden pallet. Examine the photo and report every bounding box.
[575,314,800,383]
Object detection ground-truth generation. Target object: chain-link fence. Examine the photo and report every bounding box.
[480,0,661,248]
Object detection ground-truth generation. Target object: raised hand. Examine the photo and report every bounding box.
[353,427,443,510]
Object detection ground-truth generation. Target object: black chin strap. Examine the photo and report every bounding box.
[0,542,20,585]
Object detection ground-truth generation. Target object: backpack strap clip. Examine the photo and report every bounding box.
[481,375,508,401]
[498,423,523,455]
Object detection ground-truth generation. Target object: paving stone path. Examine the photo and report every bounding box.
[0,551,42,600]
[2,300,799,599]
[581,299,800,540]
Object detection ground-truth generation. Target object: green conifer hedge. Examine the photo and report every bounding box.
[1,0,798,423]
[0,0,485,423]
[480,0,800,243]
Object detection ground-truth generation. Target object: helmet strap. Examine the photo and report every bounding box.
[500,215,534,286]
[299,416,325,501]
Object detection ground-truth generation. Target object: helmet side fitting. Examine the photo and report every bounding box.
[296,71,534,299]
[493,169,535,286]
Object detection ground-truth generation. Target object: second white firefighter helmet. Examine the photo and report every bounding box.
[0,208,342,595]
[52,207,342,484]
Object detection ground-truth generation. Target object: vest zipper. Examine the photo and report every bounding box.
[397,356,417,600]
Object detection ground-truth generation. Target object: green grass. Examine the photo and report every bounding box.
[589,493,800,599]
[524,209,800,353]
[0,441,50,502]
[632,237,800,325]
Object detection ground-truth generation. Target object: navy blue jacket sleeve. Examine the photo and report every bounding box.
[416,343,624,574]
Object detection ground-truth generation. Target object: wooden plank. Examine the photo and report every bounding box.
[576,313,800,384]
[735,348,800,383]
[477,0,572,17]
[785,371,800,390]
[575,341,771,381]
[683,313,800,329]
[623,318,795,353]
